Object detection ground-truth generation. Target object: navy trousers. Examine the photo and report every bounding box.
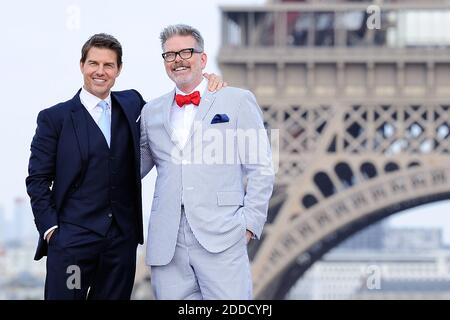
[45,221,137,300]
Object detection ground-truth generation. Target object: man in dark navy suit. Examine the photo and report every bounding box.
[25,33,223,300]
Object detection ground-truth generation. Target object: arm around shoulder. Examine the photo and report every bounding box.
[140,106,155,179]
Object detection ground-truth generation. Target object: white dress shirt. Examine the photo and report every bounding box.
[80,87,112,125]
[43,88,112,240]
[170,79,206,149]
[170,79,206,206]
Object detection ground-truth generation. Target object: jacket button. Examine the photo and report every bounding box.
[108,213,113,218]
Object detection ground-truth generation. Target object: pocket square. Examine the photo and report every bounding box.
[211,114,229,124]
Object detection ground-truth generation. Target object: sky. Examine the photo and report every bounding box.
[1,0,450,242]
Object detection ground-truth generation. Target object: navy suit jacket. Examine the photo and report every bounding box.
[26,89,146,260]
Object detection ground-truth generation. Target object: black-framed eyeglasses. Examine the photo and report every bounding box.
[161,48,203,62]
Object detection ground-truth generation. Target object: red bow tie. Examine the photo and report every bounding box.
[175,91,201,108]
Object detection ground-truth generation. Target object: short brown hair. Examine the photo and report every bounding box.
[80,33,123,67]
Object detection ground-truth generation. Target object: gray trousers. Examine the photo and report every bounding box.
[150,209,252,300]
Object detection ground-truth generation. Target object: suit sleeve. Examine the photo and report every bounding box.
[25,110,59,239]
[237,90,275,239]
[140,105,155,178]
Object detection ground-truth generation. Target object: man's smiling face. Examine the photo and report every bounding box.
[163,35,207,92]
[80,47,121,99]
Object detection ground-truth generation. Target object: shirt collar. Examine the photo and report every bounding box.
[80,87,112,111]
[175,78,207,98]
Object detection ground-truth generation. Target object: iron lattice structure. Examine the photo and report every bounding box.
[218,0,450,298]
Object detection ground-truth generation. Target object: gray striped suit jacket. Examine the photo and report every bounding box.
[140,86,274,266]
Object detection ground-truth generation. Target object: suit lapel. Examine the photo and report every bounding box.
[70,92,89,167]
[111,92,139,161]
[185,90,216,148]
[162,89,216,150]
[162,89,180,147]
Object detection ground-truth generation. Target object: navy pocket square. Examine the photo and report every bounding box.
[211,114,229,124]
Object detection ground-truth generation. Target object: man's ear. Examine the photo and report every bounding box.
[80,61,84,72]
[201,53,207,69]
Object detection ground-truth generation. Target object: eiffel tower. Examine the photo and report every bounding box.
[218,0,450,299]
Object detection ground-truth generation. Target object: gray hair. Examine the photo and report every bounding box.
[160,24,204,52]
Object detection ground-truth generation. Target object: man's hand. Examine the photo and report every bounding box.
[246,230,253,244]
[203,72,228,92]
[46,229,56,244]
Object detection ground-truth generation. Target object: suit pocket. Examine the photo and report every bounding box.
[47,228,59,247]
[217,191,244,206]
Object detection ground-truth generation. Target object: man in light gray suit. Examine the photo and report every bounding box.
[140,24,274,299]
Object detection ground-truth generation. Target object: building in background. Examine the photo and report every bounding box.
[0,199,44,299]
[6,198,36,246]
[0,205,5,244]
[383,227,443,252]
[219,0,450,298]
[288,222,450,299]
[0,244,45,299]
